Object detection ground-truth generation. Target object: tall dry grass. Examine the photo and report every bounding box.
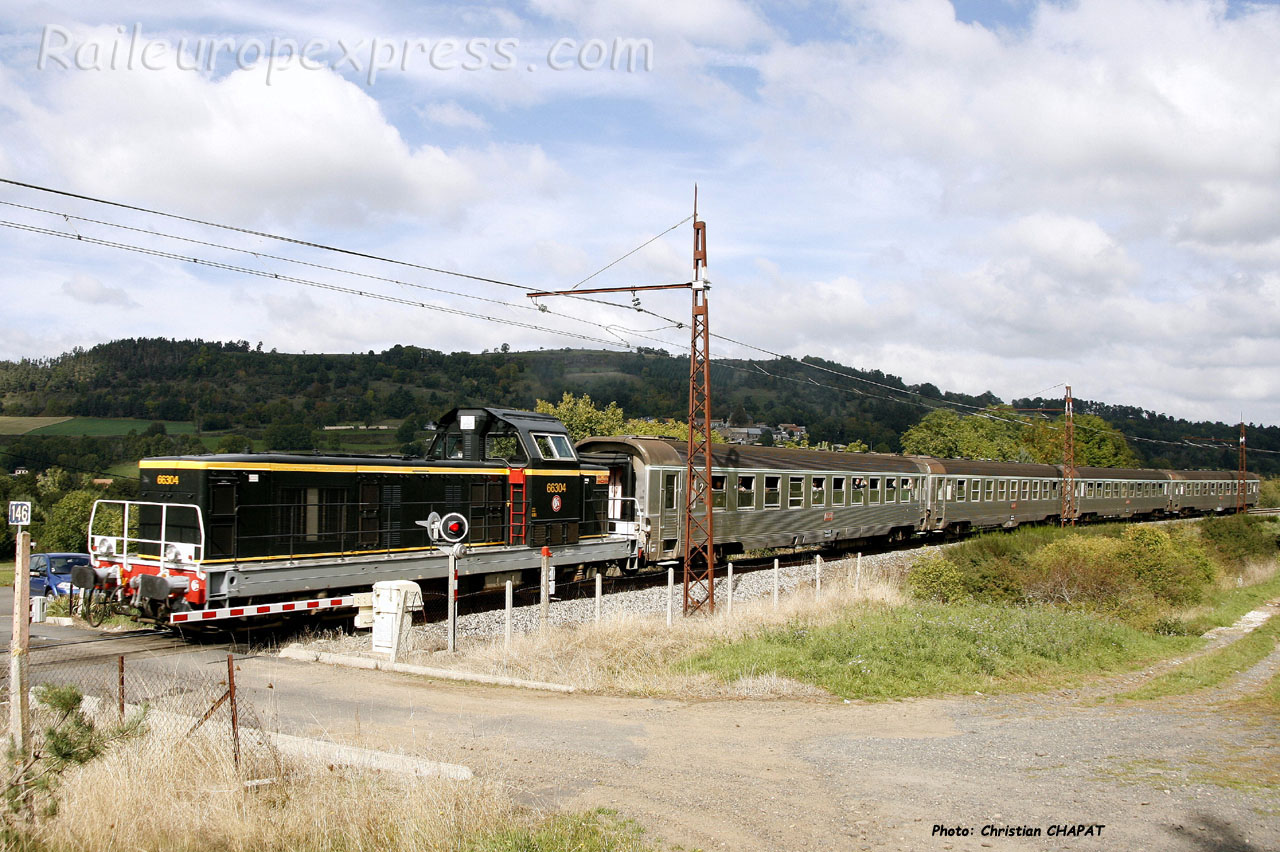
[30,727,521,852]
[295,556,906,699]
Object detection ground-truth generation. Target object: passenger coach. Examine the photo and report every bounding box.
[578,437,928,563]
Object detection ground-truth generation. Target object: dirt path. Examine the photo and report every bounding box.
[237,607,1280,852]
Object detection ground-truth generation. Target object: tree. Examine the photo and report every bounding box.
[900,408,1023,460]
[215,434,253,454]
[535,393,625,442]
[262,423,316,451]
[395,415,420,443]
[38,489,98,552]
[902,408,1140,466]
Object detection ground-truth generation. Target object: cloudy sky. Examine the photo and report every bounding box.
[1,0,1278,425]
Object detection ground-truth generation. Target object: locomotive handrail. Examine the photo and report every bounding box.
[88,499,206,569]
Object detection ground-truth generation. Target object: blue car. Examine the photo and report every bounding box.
[28,552,91,598]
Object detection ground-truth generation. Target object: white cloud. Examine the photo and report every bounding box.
[61,274,138,307]
[420,100,488,130]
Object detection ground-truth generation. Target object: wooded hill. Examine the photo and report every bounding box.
[1,338,1276,475]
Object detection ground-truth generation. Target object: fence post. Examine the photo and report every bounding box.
[726,562,734,617]
[772,558,779,610]
[117,655,125,723]
[666,567,674,627]
[815,555,822,599]
[855,551,863,596]
[539,547,551,633]
[594,573,602,623]
[504,579,513,652]
[227,654,241,770]
[9,530,31,755]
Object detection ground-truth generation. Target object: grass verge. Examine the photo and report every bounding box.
[17,725,658,852]
[685,601,1196,700]
[0,561,13,588]
[1117,612,1280,701]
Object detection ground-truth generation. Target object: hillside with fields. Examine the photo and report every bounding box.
[1,338,1277,479]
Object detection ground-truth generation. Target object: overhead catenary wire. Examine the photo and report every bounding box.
[0,218,630,349]
[0,198,677,340]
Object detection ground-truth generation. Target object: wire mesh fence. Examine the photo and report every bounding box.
[4,637,280,782]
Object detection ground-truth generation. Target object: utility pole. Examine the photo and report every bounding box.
[527,193,716,614]
[1184,423,1250,514]
[1061,386,1076,526]
[1238,422,1248,514]
[683,194,715,615]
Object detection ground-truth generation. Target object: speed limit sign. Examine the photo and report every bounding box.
[7,501,31,527]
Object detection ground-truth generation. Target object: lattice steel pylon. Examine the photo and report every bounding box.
[1060,385,1077,526]
[1237,422,1247,514]
[682,205,715,615]
[524,195,716,615]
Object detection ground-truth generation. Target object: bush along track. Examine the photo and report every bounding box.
[687,516,1279,702]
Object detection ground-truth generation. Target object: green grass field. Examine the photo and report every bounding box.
[686,601,1197,700]
[30,417,196,436]
[0,416,73,435]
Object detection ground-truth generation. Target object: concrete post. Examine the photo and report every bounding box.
[9,530,30,754]
[539,547,551,633]
[504,579,513,652]
[772,558,779,610]
[726,562,734,617]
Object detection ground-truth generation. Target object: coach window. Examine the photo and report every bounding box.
[851,477,866,505]
[533,433,576,461]
[869,477,882,504]
[764,475,781,508]
[884,477,896,503]
[996,480,1006,501]
[901,478,914,503]
[812,476,826,507]
[711,474,727,508]
[663,473,678,511]
[982,479,993,501]
[832,476,846,506]
[789,476,805,508]
[1031,481,1040,500]
[737,474,756,510]
[956,479,967,502]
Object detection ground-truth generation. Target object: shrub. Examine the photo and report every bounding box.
[1198,514,1279,568]
[1118,526,1214,607]
[1022,535,1129,607]
[907,554,969,603]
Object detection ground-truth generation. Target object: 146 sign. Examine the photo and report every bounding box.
[7,501,31,527]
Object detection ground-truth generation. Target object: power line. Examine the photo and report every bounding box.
[0,218,631,349]
[0,176,537,292]
[0,197,677,342]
